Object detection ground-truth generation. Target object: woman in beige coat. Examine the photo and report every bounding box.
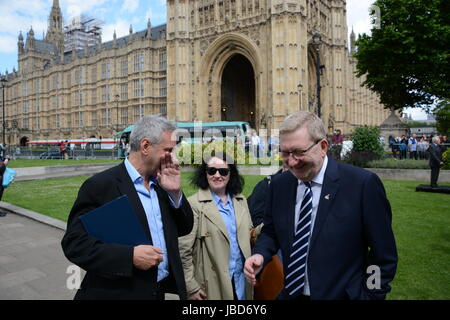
[179,152,254,300]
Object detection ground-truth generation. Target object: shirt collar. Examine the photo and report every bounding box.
[211,191,232,207]
[124,158,157,186]
[299,155,328,187]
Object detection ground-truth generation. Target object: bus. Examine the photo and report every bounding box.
[116,121,252,146]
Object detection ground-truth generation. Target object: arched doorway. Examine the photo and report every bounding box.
[220,54,256,127]
[20,136,29,146]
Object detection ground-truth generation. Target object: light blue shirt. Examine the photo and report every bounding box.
[124,158,180,282]
[211,192,246,300]
[408,138,417,151]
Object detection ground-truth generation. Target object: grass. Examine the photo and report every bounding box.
[8,159,121,168]
[384,180,450,300]
[3,174,449,299]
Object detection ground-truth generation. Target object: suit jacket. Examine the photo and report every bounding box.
[61,162,193,300]
[178,189,253,300]
[252,158,398,300]
[428,143,442,168]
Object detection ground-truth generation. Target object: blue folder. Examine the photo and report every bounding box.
[79,195,150,246]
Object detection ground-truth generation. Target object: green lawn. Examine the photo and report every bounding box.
[8,159,121,168]
[383,180,450,300]
[2,174,449,300]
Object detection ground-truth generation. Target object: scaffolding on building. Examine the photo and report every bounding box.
[64,15,103,53]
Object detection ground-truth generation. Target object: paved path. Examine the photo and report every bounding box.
[0,212,76,300]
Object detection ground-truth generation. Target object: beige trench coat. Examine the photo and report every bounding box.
[178,188,254,300]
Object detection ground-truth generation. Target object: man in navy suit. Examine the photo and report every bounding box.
[244,111,397,300]
[62,115,193,299]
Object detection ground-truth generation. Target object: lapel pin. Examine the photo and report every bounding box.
[324,194,330,200]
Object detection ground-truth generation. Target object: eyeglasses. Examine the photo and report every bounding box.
[280,140,322,160]
[206,167,230,176]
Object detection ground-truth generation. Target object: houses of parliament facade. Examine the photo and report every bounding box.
[2,0,390,146]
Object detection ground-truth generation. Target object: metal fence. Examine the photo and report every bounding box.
[2,145,119,160]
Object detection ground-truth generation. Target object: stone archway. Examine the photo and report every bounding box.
[19,136,29,146]
[198,33,264,130]
[220,54,256,127]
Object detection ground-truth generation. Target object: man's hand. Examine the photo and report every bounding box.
[188,288,207,300]
[133,245,164,271]
[157,152,182,202]
[244,254,264,286]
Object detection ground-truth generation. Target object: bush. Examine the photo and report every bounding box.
[343,150,381,167]
[366,159,429,169]
[343,126,384,167]
[174,140,280,166]
[442,149,450,170]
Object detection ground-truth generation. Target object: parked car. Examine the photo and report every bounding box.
[39,150,63,159]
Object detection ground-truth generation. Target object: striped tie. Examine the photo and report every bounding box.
[285,181,313,297]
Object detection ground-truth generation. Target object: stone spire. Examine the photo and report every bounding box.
[18,31,24,55]
[147,18,152,38]
[46,0,64,55]
[26,26,36,50]
[350,27,356,54]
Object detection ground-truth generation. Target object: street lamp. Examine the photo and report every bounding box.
[115,94,120,132]
[1,75,7,146]
[312,32,322,118]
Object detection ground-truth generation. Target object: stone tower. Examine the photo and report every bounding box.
[350,27,356,54]
[166,0,354,133]
[45,0,64,55]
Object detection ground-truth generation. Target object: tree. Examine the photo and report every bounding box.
[434,99,450,134]
[354,0,450,111]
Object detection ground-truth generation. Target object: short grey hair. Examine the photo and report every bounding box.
[432,136,440,144]
[129,115,176,152]
[279,111,326,141]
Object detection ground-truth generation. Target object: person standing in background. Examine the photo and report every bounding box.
[428,136,443,188]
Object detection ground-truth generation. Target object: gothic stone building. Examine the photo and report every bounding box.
[2,0,389,145]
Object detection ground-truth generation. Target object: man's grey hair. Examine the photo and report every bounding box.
[279,111,327,141]
[129,115,176,152]
[432,136,440,144]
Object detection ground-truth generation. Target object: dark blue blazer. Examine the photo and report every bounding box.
[252,158,398,300]
[61,162,193,300]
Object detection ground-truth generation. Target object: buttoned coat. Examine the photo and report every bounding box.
[179,188,254,300]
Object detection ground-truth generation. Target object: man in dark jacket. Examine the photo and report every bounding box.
[61,115,193,300]
[245,111,397,300]
[428,136,443,188]
[247,165,289,227]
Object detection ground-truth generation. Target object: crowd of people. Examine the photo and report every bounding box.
[388,134,448,160]
[61,112,398,301]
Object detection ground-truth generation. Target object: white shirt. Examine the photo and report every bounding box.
[294,156,328,296]
[251,135,260,146]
